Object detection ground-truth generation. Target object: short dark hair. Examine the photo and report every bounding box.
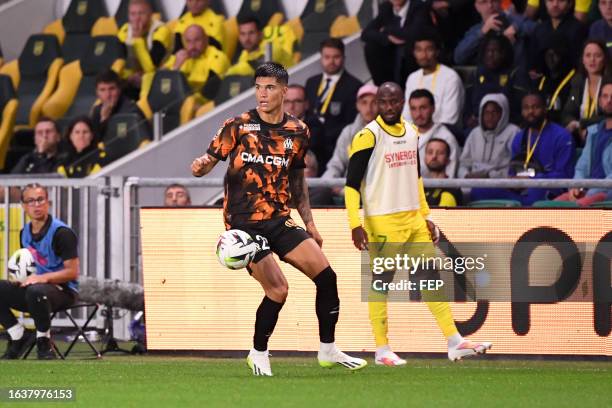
[254,62,289,85]
[35,116,60,134]
[95,69,122,87]
[21,183,49,202]
[413,27,441,50]
[522,90,546,106]
[426,138,450,157]
[237,14,262,31]
[319,37,344,54]
[478,33,514,70]
[287,83,306,93]
[409,88,435,107]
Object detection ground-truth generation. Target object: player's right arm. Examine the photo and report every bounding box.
[344,128,375,250]
[191,118,237,177]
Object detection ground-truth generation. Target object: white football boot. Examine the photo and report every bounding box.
[318,344,368,371]
[448,340,492,361]
[246,349,273,376]
[375,345,407,366]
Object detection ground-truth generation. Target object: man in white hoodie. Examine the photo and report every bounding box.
[459,93,519,179]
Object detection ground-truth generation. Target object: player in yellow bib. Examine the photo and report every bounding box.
[344,82,492,365]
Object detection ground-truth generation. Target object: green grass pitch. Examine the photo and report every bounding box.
[1,353,611,407]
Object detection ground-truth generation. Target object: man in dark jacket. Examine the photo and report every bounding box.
[305,38,362,172]
[11,118,61,174]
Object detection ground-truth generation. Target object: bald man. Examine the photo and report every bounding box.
[160,24,229,102]
[344,82,492,366]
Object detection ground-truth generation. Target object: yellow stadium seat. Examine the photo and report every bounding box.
[0,75,18,170]
[298,0,349,57]
[91,16,119,36]
[224,17,239,62]
[0,34,63,129]
[237,0,285,26]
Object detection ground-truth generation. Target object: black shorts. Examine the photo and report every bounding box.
[230,215,311,265]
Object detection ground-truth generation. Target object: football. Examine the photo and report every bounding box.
[216,229,259,270]
[7,248,36,282]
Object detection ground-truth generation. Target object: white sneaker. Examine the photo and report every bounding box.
[318,345,368,371]
[375,345,407,366]
[246,349,273,376]
[448,340,492,361]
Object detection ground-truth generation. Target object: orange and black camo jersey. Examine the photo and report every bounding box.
[206,109,310,227]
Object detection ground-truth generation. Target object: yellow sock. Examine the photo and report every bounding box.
[425,301,459,338]
[368,290,389,347]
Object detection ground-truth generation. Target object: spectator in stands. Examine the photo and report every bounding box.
[283,85,323,153]
[424,138,463,206]
[164,183,192,206]
[525,0,592,23]
[225,15,293,77]
[11,118,61,174]
[589,0,612,56]
[408,89,460,177]
[57,116,105,178]
[323,84,378,180]
[561,40,611,145]
[173,0,225,52]
[0,183,79,360]
[471,92,575,205]
[361,0,432,85]
[402,29,464,128]
[91,70,148,139]
[528,0,587,76]
[117,0,172,99]
[464,33,527,128]
[555,80,612,206]
[531,36,575,124]
[454,0,535,68]
[305,38,362,171]
[164,24,229,104]
[459,94,519,179]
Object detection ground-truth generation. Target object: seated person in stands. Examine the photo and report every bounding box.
[589,0,612,57]
[117,0,172,98]
[459,93,519,178]
[0,183,79,360]
[561,40,611,145]
[424,138,463,207]
[471,92,575,205]
[555,80,612,206]
[164,183,192,207]
[57,116,105,178]
[454,0,535,69]
[225,15,294,77]
[11,118,61,174]
[163,24,229,103]
[173,0,225,52]
[408,89,460,177]
[402,29,464,128]
[283,84,323,153]
[91,70,148,139]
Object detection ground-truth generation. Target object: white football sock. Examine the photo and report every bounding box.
[447,333,463,348]
[376,345,392,354]
[36,330,50,339]
[7,323,24,340]
[320,342,336,353]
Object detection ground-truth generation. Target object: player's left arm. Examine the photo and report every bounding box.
[21,228,80,287]
[289,168,323,247]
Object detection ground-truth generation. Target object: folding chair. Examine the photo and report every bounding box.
[23,303,101,359]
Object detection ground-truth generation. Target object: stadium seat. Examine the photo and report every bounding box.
[453,65,477,85]
[237,0,285,27]
[101,113,151,161]
[289,0,348,58]
[140,70,195,134]
[22,303,101,360]
[467,199,522,208]
[44,0,108,63]
[214,74,254,106]
[42,36,125,122]
[589,201,612,208]
[0,34,63,129]
[0,75,18,170]
[532,200,579,208]
[330,0,373,38]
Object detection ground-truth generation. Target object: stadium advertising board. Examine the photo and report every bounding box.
[141,208,611,356]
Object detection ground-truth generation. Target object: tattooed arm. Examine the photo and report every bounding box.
[289,168,323,247]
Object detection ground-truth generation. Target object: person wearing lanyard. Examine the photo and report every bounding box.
[469,92,575,205]
[401,28,464,128]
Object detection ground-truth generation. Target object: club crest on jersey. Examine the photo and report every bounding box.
[283,138,294,152]
[241,123,261,132]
